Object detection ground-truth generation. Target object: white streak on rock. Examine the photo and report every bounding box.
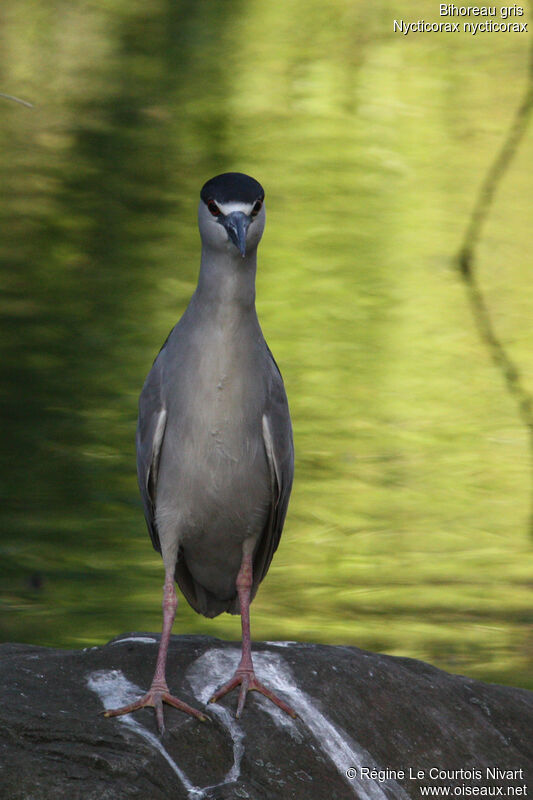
[87,670,204,799]
[263,641,297,648]
[188,649,409,800]
[110,636,157,645]
[205,704,245,785]
[88,650,410,800]
[187,649,239,704]
[186,650,246,786]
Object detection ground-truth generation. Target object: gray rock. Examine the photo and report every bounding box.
[0,635,531,799]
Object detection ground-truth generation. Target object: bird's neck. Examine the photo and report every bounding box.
[195,248,258,317]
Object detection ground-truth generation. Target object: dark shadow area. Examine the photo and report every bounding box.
[0,0,240,643]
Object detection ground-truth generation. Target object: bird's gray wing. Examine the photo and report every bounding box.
[136,356,167,554]
[252,351,294,593]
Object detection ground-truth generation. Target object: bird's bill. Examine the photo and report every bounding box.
[223,211,251,258]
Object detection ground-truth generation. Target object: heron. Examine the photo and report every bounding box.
[105,172,295,733]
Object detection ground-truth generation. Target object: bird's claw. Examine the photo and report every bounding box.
[209,668,298,719]
[104,684,207,734]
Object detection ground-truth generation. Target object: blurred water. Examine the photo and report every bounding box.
[1,0,532,689]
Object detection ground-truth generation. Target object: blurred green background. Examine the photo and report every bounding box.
[1,0,532,690]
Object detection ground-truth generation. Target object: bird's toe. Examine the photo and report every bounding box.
[210,668,297,719]
[104,684,206,733]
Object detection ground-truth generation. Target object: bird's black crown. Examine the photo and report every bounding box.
[200,172,264,206]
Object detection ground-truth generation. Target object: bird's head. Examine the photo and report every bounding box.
[198,172,265,259]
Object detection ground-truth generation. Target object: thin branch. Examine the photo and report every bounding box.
[456,23,533,533]
[0,93,34,109]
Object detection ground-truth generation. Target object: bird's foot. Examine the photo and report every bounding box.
[209,668,297,719]
[104,680,207,734]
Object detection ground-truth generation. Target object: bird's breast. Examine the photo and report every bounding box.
[151,316,276,595]
[162,324,268,480]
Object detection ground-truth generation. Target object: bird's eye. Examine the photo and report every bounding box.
[207,200,221,217]
[251,200,262,217]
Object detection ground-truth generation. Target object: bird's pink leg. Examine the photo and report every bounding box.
[104,567,206,733]
[209,550,297,719]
